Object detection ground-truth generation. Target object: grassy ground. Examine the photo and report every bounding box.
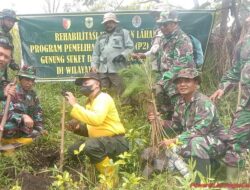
[0,66,249,190]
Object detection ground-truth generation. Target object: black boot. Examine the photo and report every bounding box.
[192,157,210,182]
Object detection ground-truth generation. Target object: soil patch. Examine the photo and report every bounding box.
[17,172,53,190]
[27,145,60,170]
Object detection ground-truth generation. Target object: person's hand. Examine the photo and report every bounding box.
[137,53,146,59]
[138,53,146,59]
[4,83,16,97]
[64,92,77,106]
[22,114,34,128]
[112,54,126,63]
[148,112,156,123]
[65,119,80,132]
[148,112,164,125]
[158,138,176,148]
[9,59,20,71]
[131,53,139,59]
[90,66,97,73]
[210,89,224,102]
[131,53,146,59]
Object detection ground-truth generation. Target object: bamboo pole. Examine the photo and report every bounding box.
[59,97,65,171]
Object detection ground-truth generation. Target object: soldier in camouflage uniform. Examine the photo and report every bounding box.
[0,9,20,78]
[155,11,195,119]
[91,12,134,95]
[0,9,18,44]
[210,16,250,181]
[0,37,15,100]
[131,4,166,72]
[150,68,229,180]
[2,65,46,140]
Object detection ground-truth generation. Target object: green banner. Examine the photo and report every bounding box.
[18,10,214,81]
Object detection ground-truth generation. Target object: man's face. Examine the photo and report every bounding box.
[104,20,117,33]
[176,78,198,96]
[159,22,177,35]
[2,17,16,32]
[0,46,12,70]
[20,77,35,91]
[82,79,99,90]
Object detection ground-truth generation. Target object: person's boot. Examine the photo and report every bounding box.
[192,157,210,182]
[95,157,119,189]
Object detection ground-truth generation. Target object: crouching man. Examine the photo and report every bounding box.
[2,65,47,147]
[64,72,129,188]
[149,68,229,181]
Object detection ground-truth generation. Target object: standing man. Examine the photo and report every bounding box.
[91,12,134,95]
[131,4,166,72]
[0,37,15,100]
[0,9,20,76]
[210,16,250,181]
[65,72,129,188]
[156,10,195,119]
[2,65,47,145]
[0,9,18,45]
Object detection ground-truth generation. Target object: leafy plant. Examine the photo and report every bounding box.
[50,170,79,190]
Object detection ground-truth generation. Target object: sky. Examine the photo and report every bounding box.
[1,0,206,15]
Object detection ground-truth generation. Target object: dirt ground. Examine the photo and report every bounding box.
[17,172,53,190]
[27,145,60,170]
[17,144,60,189]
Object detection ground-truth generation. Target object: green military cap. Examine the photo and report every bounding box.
[75,72,100,86]
[156,10,181,24]
[1,9,19,22]
[173,68,201,84]
[17,65,36,79]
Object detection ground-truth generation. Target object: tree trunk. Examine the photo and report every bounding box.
[231,0,241,41]
[220,0,231,36]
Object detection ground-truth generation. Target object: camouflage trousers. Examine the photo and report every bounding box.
[154,79,178,120]
[228,109,250,152]
[222,109,250,167]
[3,122,33,138]
[178,135,227,160]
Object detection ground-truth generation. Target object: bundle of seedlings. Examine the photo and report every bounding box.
[120,58,170,178]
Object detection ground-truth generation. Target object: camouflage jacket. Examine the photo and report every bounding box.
[3,84,44,132]
[0,79,7,101]
[219,34,250,110]
[171,91,226,145]
[91,27,134,73]
[160,28,195,96]
[0,72,9,100]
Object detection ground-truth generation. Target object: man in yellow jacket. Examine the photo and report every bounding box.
[65,72,129,188]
